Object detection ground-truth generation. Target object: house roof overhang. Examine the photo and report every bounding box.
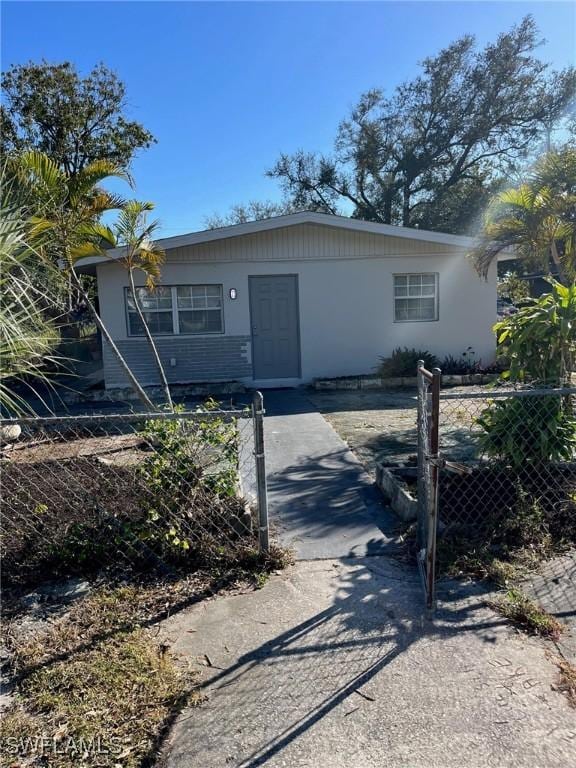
[75,211,488,271]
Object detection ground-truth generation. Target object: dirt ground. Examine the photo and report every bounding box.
[307,388,419,471]
[308,385,514,472]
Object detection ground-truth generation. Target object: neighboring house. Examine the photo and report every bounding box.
[79,212,497,389]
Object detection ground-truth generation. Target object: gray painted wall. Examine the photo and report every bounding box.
[103,335,251,388]
[96,222,498,389]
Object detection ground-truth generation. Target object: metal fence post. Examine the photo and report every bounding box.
[426,367,442,614]
[416,361,427,550]
[252,391,269,552]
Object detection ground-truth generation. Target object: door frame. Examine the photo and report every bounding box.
[248,273,302,380]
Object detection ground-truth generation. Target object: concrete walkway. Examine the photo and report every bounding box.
[162,559,576,768]
[259,390,401,560]
[160,390,575,767]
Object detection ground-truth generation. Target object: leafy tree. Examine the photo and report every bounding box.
[12,151,155,410]
[473,147,576,284]
[204,199,301,229]
[268,17,576,233]
[111,201,173,409]
[1,61,155,175]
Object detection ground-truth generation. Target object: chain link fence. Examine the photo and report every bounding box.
[436,385,576,555]
[0,397,269,592]
[417,364,576,612]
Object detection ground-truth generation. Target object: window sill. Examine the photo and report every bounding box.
[126,331,226,339]
[393,318,439,324]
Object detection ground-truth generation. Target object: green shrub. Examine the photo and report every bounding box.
[378,347,438,378]
[135,401,243,559]
[477,280,576,470]
[477,395,576,468]
[494,280,576,386]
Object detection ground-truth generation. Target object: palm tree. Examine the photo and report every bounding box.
[112,201,173,409]
[0,198,61,415]
[472,147,576,285]
[11,150,155,410]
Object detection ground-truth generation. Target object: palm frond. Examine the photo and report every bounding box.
[471,149,576,281]
[68,160,132,202]
[10,151,66,211]
[0,203,64,416]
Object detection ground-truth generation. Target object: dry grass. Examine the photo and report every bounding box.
[1,632,199,768]
[552,657,576,708]
[0,551,292,768]
[488,588,564,641]
[0,586,203,768]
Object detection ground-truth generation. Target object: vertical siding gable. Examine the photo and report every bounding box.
[166,224,455,263]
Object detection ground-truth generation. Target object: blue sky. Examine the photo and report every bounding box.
[2,1,575,236]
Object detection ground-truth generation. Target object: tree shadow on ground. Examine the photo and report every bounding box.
[266,448,403,557]
[162,557,511,768]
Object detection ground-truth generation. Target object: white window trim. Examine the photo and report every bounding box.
[125,285,225,337]
[393,273,439,323]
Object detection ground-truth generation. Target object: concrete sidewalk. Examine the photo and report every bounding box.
[160,391,575,767]
[523,551,576,662]
[259,390,401,560]
[162,559,576,768]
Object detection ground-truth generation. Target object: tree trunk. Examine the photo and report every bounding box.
[402,179,411,227]
[383,192,393,224]
[128,270,173,410]
[69,269,155,410]
[550,240,567,285]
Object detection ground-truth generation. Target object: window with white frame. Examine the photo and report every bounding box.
[126,287,174,335]
[176,285,223,334]
[125,285,224,336]
[394,273,438,322]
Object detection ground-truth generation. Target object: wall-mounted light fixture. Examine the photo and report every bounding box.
[229,288,237,300]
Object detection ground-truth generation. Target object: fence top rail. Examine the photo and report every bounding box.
[418,365,434,382]
[0,408,254,427]
[439,385,576,401]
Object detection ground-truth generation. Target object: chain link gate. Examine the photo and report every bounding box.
[416,364,576,616]
[416,362,441,614]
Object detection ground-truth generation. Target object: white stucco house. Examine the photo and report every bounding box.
[80,212,497,390]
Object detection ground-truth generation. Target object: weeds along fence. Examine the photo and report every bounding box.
[0,394,269,591]
[417,364,576,611]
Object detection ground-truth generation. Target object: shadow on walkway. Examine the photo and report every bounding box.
[162,558,569,768]
[267,449,401,559]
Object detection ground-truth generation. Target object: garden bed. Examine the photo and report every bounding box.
[314,373,500,391]
[376,459,576,572]
[375,464,418,521]
[0,421,255,590]
[378,460,576,530]
[438,463,576,544]
[440,464,575,579]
